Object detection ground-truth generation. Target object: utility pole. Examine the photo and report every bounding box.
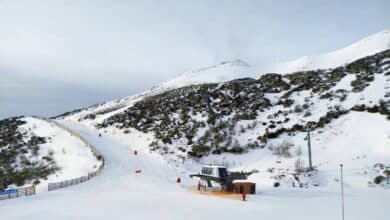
[307,129,313,171]
[340,164,345,220]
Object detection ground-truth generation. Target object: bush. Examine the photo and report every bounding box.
[271,141,293,158]
[294,105,303,113]
[294,158,305,173]
[303,111,312,117]
[374,175,385,184]
[189,145,211,157]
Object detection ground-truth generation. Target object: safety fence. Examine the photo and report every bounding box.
[46,119,105,165]
[48,169,101,191]
[0,186,36,200]
[1,118,105,201]
[44,118,105,192]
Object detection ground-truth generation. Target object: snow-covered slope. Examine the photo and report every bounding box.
[20,117,102,192]
[1,31,389,220]
[0,117,102,192]
[57,59,254,123]
[58,30,390,124]
[156,59,253,91]
[2,113,388,220]
[262,29,390,73]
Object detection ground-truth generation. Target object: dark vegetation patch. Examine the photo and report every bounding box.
[351,99,390,119]
[96,50,389,158]
[0,117,59,190]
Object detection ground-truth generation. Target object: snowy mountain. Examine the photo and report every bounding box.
[56,30,390,124]
[59,47,390,190]
[262,29,390,73]
[156,59,253,91]
[1,30,389,220]
[55,59,254,123]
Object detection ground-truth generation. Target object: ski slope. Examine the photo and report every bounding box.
[4,117,102,192]
[2,30,389,219]
[1,119,389,220]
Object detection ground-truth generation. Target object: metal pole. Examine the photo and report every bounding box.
[340,164,345,220]
[307,130,313,171]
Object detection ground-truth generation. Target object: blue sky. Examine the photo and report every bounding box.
[0,0,389,119]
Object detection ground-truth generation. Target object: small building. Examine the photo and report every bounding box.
[232,180,256,194]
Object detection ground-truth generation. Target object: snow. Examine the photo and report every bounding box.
[261,29,390,74]
[2,30,389,219]
[156,59,254,91]
[62,30,390,124]
[62,60,254,124]
[0,117,389,220]
[17,117,102,192]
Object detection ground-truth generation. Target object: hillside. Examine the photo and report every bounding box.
[0,117,102,191]
[1,30,389,220]
[55,30,390,190]
[57,47,390,189]
[56,30,390,124]
[55,59,254,124]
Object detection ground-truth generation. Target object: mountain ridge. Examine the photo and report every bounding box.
[56,30,390,124]
[261,29,390,73]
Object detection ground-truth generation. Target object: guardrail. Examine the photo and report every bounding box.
[0,186,36,200]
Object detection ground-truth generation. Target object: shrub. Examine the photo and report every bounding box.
[303,111,312,117]
[374,175,385,184]
[294,158,305,173]
[294,105,303,113]
[271,141,293,158]
[189,145,211,157]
